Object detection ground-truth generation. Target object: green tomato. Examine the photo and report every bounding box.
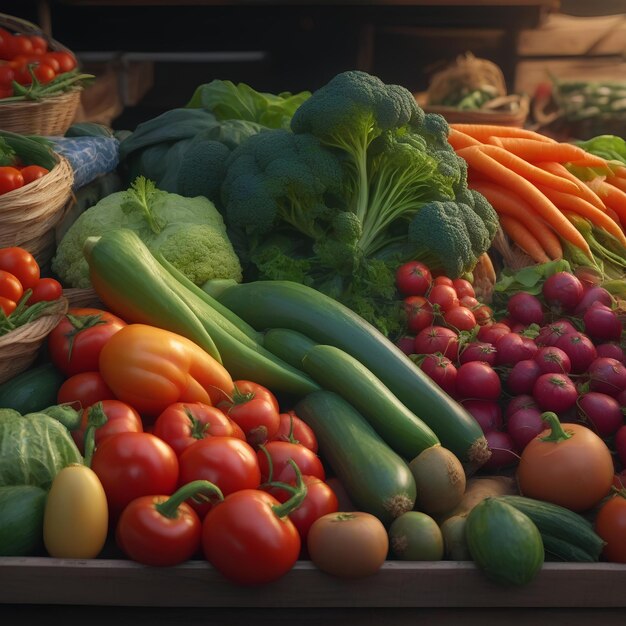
[388,511,444,561]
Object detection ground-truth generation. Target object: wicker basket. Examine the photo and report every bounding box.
[0,13,82,136]
[62,287,104,309]
[0,153,74,267]
[0,296,68,385]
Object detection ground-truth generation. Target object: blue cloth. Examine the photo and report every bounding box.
[48,136,120,190]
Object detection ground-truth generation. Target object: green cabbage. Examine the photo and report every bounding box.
[0,409,83,491]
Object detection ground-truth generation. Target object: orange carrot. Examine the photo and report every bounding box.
[470,180,563,260]
[592,180,626,228]
[458,144,581,195]
[486,137,610,169]
[458,146,593,258]
[538,162,606,211]
[448,127,483,150]
[606,175,626,194]
[498,215,552,264]
[536,184,626,246]
[450,123,557,144]
[613,165,626,179]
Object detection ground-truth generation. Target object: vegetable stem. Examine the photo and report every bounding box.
[539,411,573,443]
[155,480,224,519]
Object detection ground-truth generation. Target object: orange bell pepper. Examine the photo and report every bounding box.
[98,323,234,420]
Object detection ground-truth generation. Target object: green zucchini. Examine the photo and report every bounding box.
[496,495,605,561]
[83,230,320,398]
[465,497,544,587]
[301,344,439,459]
[541,534,598,563]
[214,279,488,468]
[0,485,47,556]
[294,390,416,526]
[0,362,65,414]
[262,328,318,370]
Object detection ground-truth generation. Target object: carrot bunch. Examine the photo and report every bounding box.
[449,123,626,270]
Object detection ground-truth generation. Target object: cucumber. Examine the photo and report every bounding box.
[262,328,318,370]
[0,485,47,556]
[465,497,544,587]
[0,362,65,414]
[214,280,488,468]
[294,390,416,526]
[496,494,605,561]
[301,344,439,459]
[541,534,598,563]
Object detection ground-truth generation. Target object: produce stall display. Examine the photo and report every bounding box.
[0,12,625,614]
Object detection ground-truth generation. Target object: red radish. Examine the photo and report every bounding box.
[461,399,503,433]
[396,335,415,356]
[587,357,626,397]
[414,325,459,361]
[455,361,501,401]
[615,426,626,467]
[583,303,622,343]
[542,271,584,313]
[577,391,624,438]
[495,332,536,366]
[507,359,543,396]
[477,322,510,345]
[534,345,572,374]
[460,295,479,309]
[618,389,626,407]
[507,292,545,326]
[473,304,495,326]
[506,406,547,451]
[555,331,598,374]
[505,394,538,420]
[418,353,457,397]
[458,341,497,366]
[574,286,614,315]
[482,430,519,471]
[404,296,434,333]
[595,342,625,364]
[532,372,579,413]
[536,319,578,347]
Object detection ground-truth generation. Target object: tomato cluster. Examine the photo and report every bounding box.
[0,246,62,316]
[0,163,49,196]
[0,27,77,99]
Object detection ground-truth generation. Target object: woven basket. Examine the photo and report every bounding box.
[0,296,68,385]
[0,13,82,136]
[62,287,104,309]
[0,153,74,266]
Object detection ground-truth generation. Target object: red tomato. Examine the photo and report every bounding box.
[257,440,325,484]
[443,305,477,333]
[20,165,49,185]
[178,436,261,518]
[226,380,280,413]
[0,30,13,59]
[202,488,301,584]
[414,325,459,361]
[595,494,626,563]
[272,475,339,543]
[48,307,127,376]
[272,411,318,453]
[473,303,495,326]
[27,277,62,304]
[56,371,117,410]
[0,247,40,290]
[0,295,16,316]
[152,402,243,457]
[72,399,143,454]
[116,491,203,567]
[32,62,55,84]
[224,395,280,448]
[91,431,179,523]
[428,284,459,312]
[404,295,434,334]
[28,35,48,54]
[0,269,23,303]
[40,52,60,73]
[451,278,475,299]
[433,275,454,287]
[5,35,34,60]
[0,167,24,195]
[0,65,15,87]
[45,51,77,73]
[395,261,432,297]
[0,86,12,99]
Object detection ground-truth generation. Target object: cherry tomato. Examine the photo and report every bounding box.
[20,165,49,185]
[56,371,116,410]
[432,275,454,287]
[0,167,24,195]
[272,410,318,453]
[152,402,243,457]
[395,261,432,297]
[40,52,60,73]
[178,436,261,518]
[0,86,12,99]
[0,65,15,87]
[0,29,13,59]
[26,277,62,304]
[91,431,179,523]
[31,62,55,84]
[0,247,40,290]
[594,494,626,563]
[428,284,459,312]
[0,269,23,303]
[404,295,434,334]
[451,278,475,299]
[72,399,143,454]
[6,35,34,60]
[48,307,127,376]
[443,305,477,332]
[0,295,16,316]
[28,35,48,54]
[202,488,301,585]
[45,51,77,73]
[257,440,325,483]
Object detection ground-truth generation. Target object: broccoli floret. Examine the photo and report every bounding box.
[177,138,231,203]
[469,188,499,242]
[407,201,479,278]
[221,128,343,240]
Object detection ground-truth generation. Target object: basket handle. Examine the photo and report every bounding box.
[0,12,75,57]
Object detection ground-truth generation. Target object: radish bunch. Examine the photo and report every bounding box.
[395,263,626,474]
